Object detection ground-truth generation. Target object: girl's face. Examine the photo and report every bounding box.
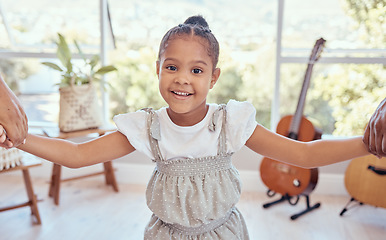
[157,36,220,126]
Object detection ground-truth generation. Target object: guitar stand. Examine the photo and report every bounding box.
[339,197,363,216]
[263,191,321,220]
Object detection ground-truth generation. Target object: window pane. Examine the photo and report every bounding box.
[0,0,100,52]
[0,57,59,124]
[279,63,385,136]
[282,0,385,56]
[279,0,385,136]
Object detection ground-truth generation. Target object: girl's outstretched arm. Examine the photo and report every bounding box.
[17,131,135,168]
[245,125,369,168]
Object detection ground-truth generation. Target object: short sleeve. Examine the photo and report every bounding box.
[226,99,258,152]
[113,110,153,159]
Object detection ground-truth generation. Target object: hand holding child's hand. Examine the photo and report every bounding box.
[363,98,386,158]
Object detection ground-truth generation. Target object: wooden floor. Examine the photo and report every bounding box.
[1,173,385,240]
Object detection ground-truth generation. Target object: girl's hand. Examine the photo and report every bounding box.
[0,125,13,149]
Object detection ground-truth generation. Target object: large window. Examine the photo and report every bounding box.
[0,0,384,136]
[275,0,385,135]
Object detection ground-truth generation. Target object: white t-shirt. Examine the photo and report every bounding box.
[113,99,258,161]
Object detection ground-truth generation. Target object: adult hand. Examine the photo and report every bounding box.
[0,75,28,148]
[363,98,386,158]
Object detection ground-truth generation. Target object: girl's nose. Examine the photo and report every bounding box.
[174,70,190,85]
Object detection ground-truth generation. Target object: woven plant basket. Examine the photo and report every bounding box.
[58,83,103,132]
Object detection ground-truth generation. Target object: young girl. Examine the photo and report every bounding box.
[0,15,369,240]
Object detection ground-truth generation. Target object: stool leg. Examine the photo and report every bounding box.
[22,169,42,224]
[103,161,119,192]
[48,163,62,205]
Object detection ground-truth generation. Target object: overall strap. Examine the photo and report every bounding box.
[208,104,227,156]
[142,108,163,162]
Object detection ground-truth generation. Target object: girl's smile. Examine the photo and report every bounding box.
[172,90,193,99]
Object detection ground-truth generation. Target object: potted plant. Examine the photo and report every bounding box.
[42,33,117,132]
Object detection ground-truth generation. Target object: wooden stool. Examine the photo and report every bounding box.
[0,157,43,224]
[43,127,119,205]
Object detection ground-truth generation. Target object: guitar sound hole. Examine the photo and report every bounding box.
[293,179,301,187]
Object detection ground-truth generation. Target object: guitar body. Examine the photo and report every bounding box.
[276,115,318,142]
[260,115,319,196]
[344,155,386,208]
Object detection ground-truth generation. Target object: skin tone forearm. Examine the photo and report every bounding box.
[16,131,135,168]
[298,136,368,167]
[0,76,28,147]
[246,125,369,168]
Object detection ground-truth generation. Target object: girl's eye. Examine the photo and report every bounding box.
[192,68,202,74]
[166,66,177,71]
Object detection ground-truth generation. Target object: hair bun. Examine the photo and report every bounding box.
[184,15,209,28]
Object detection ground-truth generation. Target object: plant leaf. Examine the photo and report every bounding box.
[95,65,117,75]
[56,33,72,70]
[89,55,100,70]
[74,40,86,61]
[41,62,63,72]
[66,59,73,74]
[61,74,73,87]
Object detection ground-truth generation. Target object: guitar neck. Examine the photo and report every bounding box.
[288,64,315,138]
[286,37,326,140]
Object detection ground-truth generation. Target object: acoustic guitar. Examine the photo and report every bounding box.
[343,155,386,211]
[260,38,326,197]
